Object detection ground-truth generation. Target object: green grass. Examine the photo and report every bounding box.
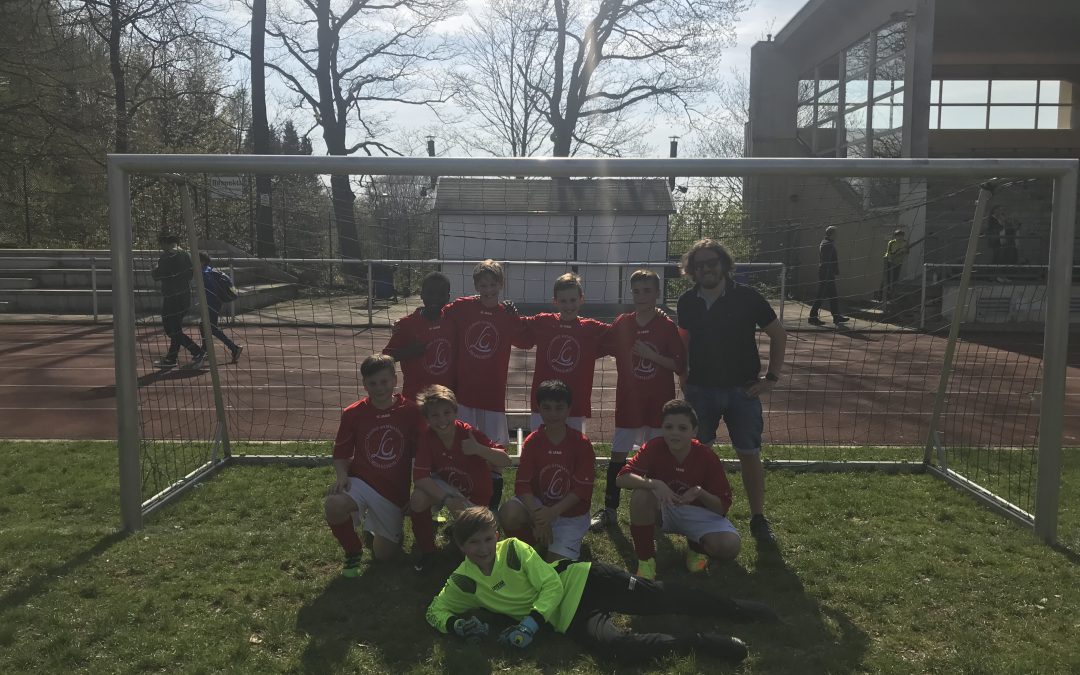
[2,442,1080,674]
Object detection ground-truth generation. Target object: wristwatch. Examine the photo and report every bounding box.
[764,372,780,382]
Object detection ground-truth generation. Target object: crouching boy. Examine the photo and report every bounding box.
[425,507,776,663]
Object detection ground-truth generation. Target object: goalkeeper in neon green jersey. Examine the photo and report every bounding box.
[426,507,778,662]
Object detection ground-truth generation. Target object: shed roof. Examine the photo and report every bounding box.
[433,178,676,215]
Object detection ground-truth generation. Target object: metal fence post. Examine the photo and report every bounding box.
[108,160,142,532]
[1034,164,1078,543]
[920,263,927,329]
[91,257,99,323]
[779,263,786,322]
[367,260,374,326]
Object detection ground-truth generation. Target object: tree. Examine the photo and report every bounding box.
[534,0,748,157]
[250,0,275,257]
[260,0,461,273]
[449,0,550,157]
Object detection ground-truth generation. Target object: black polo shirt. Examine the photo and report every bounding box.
[676,282,778,387]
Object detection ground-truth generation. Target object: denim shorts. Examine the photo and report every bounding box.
[683,383,764,455]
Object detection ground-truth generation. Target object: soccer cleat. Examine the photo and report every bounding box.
[414,552,436,574]
[231,345,243,363]
[341,552,362,578]
[686,549,709,574]
[694,633,749,662]
[153,357,177,369]
[807,316,825,326]
[186,350,207,369]
[634,557,656,580]
[589,507,615,532]
[749,514,777,544]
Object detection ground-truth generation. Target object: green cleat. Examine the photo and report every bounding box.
[341,552,362,577]
[635,557,657,580]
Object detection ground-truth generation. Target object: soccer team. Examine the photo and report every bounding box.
[324,238,788,662]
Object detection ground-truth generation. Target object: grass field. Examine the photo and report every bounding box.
[2,442,1080,674]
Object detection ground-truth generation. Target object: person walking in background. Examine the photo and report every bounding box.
[809,226,849,326]
[882,229,908,310]
[151,233,204,369]
[199,252,243,363]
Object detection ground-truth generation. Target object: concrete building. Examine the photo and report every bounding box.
[746,0,1080,318]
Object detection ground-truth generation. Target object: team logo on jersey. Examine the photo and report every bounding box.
[425,337,452,375]
[547,335,580,373]
[365,425,404,469]
[465,321,499,359]
[442,467,475,496]
[633,339,659,380]
[539,464,570,504]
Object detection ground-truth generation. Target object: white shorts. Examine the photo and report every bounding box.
[529,413,585,434]
[659,503,739,544]
[510,497,589,560]
[345,477,405,543]
[428,476,470,505]
[611,427,662,455]
[457,405,510,446]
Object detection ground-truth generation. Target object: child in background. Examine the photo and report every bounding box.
[383,271,455,400]
[515,272,608,433]
[198,252,243,363]
[425,507,776,663]
[409,385,511,572]
[616,399,741,580]
[443,260,523,510]
[591,269,685,531]
[324,355,424,576]
[499,380,595,561]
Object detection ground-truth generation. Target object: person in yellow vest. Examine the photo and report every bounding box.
[883,229,908,308]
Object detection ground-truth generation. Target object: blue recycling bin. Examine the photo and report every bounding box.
[372,263,397,300]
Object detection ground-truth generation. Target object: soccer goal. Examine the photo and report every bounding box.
[107,155,1077,546]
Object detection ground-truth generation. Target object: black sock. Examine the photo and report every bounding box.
[488,472,504,511]
[605,459,626,510]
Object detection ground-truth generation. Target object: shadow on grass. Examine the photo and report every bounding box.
[0,530,128,616]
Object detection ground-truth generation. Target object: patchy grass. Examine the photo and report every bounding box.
[1,441,1079,674]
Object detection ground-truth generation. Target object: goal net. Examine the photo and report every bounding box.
[107,156,1077,545]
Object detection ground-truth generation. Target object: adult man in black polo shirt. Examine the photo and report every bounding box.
[676,239,787,543]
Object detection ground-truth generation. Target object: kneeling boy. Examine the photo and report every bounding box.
[426,507,775,662]
[499,379,595,561]
[325,354,424,576]
[410,385,511,571]
[616,399,741,579]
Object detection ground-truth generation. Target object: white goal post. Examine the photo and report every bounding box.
[107,155,1078,543]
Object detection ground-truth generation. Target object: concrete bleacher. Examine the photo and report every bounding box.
[0,248,299,316]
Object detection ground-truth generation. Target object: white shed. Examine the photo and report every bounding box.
[434,178,675,304]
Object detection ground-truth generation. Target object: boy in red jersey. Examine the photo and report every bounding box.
[616,399,740,580]
[591,269,686,532]
[443,259,523,510]
[515,272,608,433]
[324,354,424,577]
[383,272,456,400]
[499,380,595,561]
[410,384,511,572]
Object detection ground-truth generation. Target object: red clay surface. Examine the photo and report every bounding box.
[3,322,1079,451]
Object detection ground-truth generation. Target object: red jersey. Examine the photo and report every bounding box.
[617,438,733,515]
[514,427,596,517]
[444,296,523,412]
[383,308,456,400]
[602,312,686,428]
[517,313,608,417]
[332,394,424,508]
[413,420,504,506]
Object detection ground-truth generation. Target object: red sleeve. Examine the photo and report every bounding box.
[514,433,538,497]
[589,319,611,359]
[668,321,687,376]
[571,436,596,504]
[383,315,412,355]
[702,451,733,516]
[618,443,650,478]
[332,406,357,460]
[470,425,504,451]
[512,314,537,349]
[412,432,433,481]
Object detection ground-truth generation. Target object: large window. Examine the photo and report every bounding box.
[796,20,908,208]
[929,80,1074,130]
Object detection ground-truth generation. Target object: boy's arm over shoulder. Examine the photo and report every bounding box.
[426,566,483,633]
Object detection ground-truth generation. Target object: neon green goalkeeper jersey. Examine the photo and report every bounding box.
[426,538,591,634]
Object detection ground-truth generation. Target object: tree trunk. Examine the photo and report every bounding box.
[251,0,277,257]
[329,173,362,277]
[108,0,128,153]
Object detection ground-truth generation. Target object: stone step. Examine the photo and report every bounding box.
[0,266,267,290]
[0,282,299,315]
[0,277,37,290]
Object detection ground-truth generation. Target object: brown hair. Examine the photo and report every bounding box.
[629,268,660,290]
[360,354,396,380]
[417,384,458,416]
[472,259,504,285]
[661,399,699,428]
[553,272,583,297]
[452,506,499,546]
[680,239,734,282]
